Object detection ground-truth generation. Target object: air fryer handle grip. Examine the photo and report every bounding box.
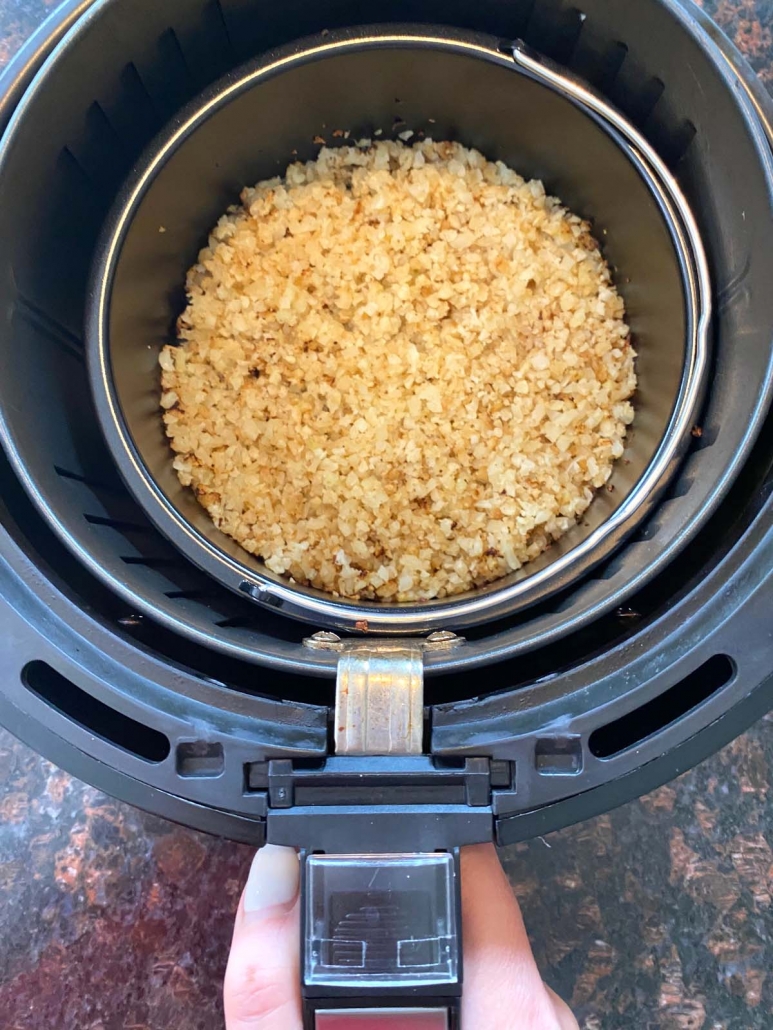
[300,851,463,1030]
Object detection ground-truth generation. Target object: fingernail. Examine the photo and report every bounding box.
[243,844,299,913]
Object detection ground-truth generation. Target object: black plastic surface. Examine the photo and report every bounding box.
[264,757,494,851]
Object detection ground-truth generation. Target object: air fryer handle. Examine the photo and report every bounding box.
[300,851,463,1030]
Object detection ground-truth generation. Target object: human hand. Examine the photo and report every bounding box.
[224,843,578,1029]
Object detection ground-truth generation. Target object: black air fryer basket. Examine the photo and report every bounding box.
[1,0,772,1024]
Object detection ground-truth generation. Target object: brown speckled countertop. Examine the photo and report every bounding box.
[2,718,773,1029]
[1,2,773,1028]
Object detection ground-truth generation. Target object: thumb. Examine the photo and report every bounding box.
[461,844,578,1029]
[224,844,303,1030]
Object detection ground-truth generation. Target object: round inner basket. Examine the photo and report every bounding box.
[88,27,701,634]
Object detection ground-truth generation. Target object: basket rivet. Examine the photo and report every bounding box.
[303,630,344,650]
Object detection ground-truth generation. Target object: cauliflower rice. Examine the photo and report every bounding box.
[160,139,636,602]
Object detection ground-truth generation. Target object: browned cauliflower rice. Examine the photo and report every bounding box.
[160,139,636,602]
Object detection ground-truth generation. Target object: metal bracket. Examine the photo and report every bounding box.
[304,631,463,756]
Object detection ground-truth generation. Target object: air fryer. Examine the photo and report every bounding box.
[0,0,772,1026]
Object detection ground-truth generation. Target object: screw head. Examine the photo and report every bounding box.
[303,630,343,651]
[424,630,464,650]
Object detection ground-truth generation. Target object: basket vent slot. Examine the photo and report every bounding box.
[589,654,735,758]
[22,661,170,763]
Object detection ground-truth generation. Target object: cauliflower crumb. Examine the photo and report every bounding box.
[161,140,636,602]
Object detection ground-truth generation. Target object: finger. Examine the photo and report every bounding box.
[547,985,581,1030]
[461,844,577,1029]
[224,844,303,1030]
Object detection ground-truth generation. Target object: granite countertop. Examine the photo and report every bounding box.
[1,1,772,1028]
[2,716,772,1030]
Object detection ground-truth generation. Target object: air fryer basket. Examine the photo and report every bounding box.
[1,0,764,672]
[0,0,772,848]
[89,27,709,635]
